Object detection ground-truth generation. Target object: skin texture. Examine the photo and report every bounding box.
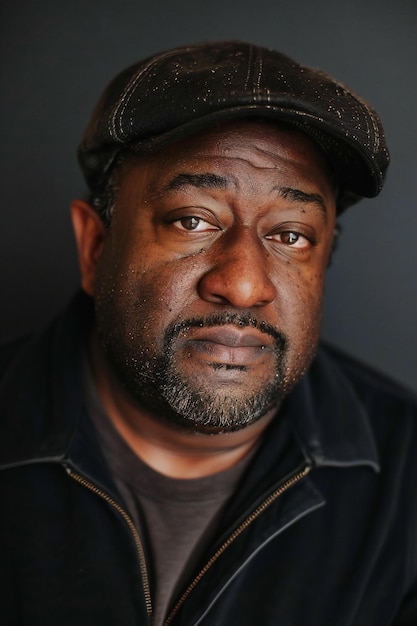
[71,120,336,477]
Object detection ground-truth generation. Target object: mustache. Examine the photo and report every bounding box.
[164,312,287,351]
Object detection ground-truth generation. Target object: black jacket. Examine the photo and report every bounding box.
[1,293,416,625]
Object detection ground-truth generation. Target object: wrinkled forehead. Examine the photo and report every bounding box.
[119,119,337,192]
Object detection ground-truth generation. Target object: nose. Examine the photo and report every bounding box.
[198,226,277,308]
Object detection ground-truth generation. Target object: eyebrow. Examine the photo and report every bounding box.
[277,187,327,215]
[162,173,328,216]
[164,173,230,191]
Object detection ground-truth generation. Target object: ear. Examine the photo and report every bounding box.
[71,200,107,296]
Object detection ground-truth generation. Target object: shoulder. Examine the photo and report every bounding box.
[319,342,417,414]
[317,342,417,472]
[0,292,93,383]
[0,293,92,468]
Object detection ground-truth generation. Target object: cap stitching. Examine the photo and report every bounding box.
[353,96,372,147]
[358,95,380,154]
[255,53,263,97]
[244,45,253,91]
[316,70,378,154]
[343,88,378,154]
[109,47,197,141]
[108,59,157,141]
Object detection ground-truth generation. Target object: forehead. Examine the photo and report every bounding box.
[118,120,336,202]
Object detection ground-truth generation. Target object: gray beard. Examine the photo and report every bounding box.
[99,312,288,434]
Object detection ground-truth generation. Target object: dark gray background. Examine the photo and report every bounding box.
[1,0,416,392]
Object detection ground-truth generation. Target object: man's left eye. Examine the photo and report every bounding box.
[175,216,218,232]
[280,232,303,245]
[266,231,311,248]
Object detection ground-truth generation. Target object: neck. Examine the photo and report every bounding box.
[89,330,278,479]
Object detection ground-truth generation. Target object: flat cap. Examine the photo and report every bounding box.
[78,41,390,210]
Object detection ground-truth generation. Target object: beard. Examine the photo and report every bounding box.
[95,306,290,434]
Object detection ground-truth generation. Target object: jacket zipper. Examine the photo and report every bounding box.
[164,464,311,625]
[65,466,153,620]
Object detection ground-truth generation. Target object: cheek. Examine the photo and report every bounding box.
[136,257,201,318]
[94,242,201,338]
[272,273,324,390]
[276,267,326,350]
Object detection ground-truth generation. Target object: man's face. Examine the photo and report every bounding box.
[91,120,336,433]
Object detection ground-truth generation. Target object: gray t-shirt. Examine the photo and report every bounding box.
[85,369,255,625]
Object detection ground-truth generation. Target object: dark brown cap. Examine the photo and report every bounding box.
[78,41,390,210]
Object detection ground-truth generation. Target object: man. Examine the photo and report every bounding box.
[0,41,416,625]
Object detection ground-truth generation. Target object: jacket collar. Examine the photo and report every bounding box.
[0,293,379,475]
[286,350,379,472]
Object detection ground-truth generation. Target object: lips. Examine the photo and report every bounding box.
[182,326,275,366]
